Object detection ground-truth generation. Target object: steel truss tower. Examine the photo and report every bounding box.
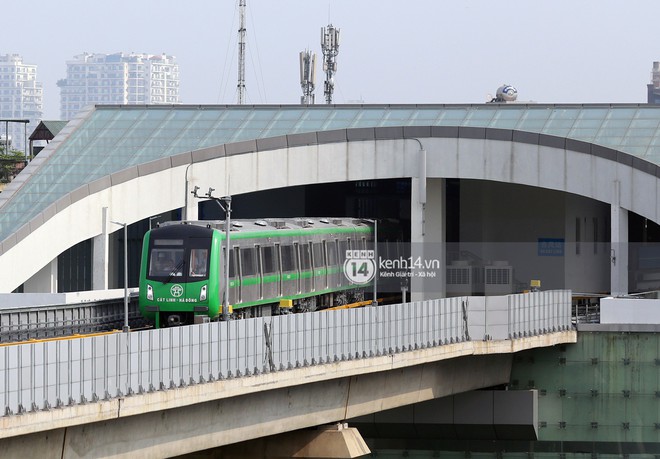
[299,50,316,104]
[237,0,246,104]
[321,24,340,104]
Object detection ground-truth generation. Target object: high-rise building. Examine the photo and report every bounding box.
[57,52,181,120]
[648,61,660,104]
[0,54,43,153]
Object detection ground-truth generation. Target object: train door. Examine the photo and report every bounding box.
[298,241,312,294]
[255,244,263,300]
[229,247,243,305]
[312,240,327,291]
[294,242,302,294]
[225,245,240,306]
[239,246,259,303]
[275,243,282,297]
[260,245,280,299]
[338,237,351,287]
[325,239,339,288]
[281,244,298,296]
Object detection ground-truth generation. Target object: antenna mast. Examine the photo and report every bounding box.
[299,50,316,104]
[237,0,246,104]
[320,24,340,104]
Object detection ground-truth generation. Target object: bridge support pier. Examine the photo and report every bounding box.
[610,181,628,296]
[219,423,370,458]
[92,207,109,290]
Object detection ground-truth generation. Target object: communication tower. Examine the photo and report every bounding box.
[299,50,316,104]
[237,0,246,104]
[648,62,660,104]
[321,24,340,104]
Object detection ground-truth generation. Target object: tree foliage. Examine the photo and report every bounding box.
[0,146,26,183]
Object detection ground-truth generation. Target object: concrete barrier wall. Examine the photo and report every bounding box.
[0,290,571,418]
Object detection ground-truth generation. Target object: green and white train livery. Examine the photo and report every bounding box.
[138,218,373,327]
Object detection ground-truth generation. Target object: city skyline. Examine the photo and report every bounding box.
[3,0,660,120]
[57,52,180,119]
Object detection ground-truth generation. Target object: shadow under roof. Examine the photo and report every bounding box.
[2,103,660,243]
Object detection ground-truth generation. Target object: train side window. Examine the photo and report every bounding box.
[300,242,311,270]
[262,246,279,274]
[312,242,324,268]
[325,240,338,266]
[281,245,297,271]
[241,247,257,276]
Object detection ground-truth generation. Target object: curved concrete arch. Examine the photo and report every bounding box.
[0,126,656,293]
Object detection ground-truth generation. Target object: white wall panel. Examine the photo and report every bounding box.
[424,138,459,179]
[484,140,513,183]
[347,141,376,182]
[631,168,658,222]
[538,146,566,191]
[511,143,540,188]
[457,139,486,180]
[317,143,347,184]
[565,150,593,199]
[287,145,318,187]
[256,149,289,191]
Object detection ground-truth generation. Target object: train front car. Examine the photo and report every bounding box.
[139,223,221,327]
[140,218,376,327]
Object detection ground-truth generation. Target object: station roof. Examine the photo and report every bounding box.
[2,103,660,243]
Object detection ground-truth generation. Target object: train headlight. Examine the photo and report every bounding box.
[147,284,154,301]
[200,285,207,301]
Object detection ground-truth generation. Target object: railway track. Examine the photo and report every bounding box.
[0,293,148,343]
[0,291,398,345]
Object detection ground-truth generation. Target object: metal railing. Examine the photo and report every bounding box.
[0,290,572,417]
[0,294,145,342]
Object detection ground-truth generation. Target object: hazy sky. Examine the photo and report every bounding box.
[4,0,660,119]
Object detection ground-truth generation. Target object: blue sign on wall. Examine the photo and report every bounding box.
[538,238,564,256]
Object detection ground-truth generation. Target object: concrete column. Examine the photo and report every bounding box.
[185,198,199,221]
[184,163,199,221]
[92,207,109,290]
[411,177,446,301]
[610,180,628,296]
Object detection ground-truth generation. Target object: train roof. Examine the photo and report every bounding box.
[159,218,372,237]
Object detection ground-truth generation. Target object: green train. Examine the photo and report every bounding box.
[138,218,373,327]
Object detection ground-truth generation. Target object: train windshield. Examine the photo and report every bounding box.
[147,234,211,281]
[149,248,185,277]
[189,249,208,277]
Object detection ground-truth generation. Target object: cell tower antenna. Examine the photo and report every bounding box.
[299,49,316,104]
[237,0,246,104]
[320,24,340,104]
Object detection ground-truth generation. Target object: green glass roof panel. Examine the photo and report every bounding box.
[464,109,496,127]
[4,104,660,243]
[568,128,601,140]
[490,109,525,129]
[409,108,442,122]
